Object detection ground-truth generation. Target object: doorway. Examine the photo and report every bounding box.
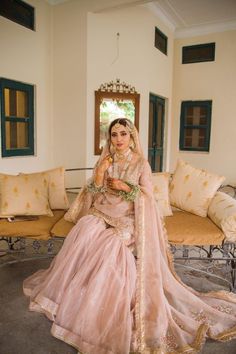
[148,94,165,172]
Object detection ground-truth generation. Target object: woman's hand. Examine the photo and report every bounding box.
[107,178,131,192]
[94,155,113,187]
[97,155,113,175]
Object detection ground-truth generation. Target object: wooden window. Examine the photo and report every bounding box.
[148,94,165,172]
[182,43,215,64]
[155,27,167,55]
[0,0,35,31]
[0,78,34,157]
[179,101,212,152]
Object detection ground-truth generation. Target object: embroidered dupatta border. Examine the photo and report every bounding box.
[134,194,236,354]
[135,194,146,351]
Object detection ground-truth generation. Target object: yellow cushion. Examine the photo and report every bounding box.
[21,167,69,210]
[47,167,69,210]
[152,172,173,216]
[0,173,53,217]
[208,191,236,243]
[165,210,224,245]
[51,216,74,237]
[0,173,16,217]
[0,210,65,240]
[170,159,225,217]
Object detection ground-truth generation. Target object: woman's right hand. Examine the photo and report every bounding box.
[96,155,113,175]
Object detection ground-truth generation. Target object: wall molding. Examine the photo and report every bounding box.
[146,2,236,38]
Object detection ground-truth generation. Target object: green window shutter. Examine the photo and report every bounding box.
[0,78,34,157]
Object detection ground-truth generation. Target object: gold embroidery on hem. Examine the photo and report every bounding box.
[135,195,146,353]
[88,207,133,229]
[143,323,208,354]
[209,324,236,342]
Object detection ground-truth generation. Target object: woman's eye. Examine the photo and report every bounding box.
[121,132,127,136]
[111,133,117,137]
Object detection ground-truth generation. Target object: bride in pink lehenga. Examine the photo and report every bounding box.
[24,118,236,354]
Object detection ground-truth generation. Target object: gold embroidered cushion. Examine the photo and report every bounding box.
[0,173,53,217]
[21,167,69,210]
[208,191,236,242]
[46,167,69,210]
[0,173,16,218]
[152,172,173,217]
[170,159,225,217]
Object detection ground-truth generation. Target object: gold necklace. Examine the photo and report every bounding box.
[112,149,132,179]
[114,148,131,161]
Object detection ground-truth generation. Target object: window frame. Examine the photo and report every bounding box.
[182,43,215,64]
[0,0,35,31]
[179,100,212,152]
[0,78,35,157]
[154,27,168,55]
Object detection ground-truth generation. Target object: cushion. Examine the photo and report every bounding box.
[152,172,173,216]
[0,173,16,218]
[51,217,74,237]
[21,167,69,210]
[0,210,65,240]
[170,159,225,217]
[46,167,69,210]
[165,210,224,245]
[208,191,236,242]
[0,173,53,217]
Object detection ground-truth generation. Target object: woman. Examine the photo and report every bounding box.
[24,118,236,354]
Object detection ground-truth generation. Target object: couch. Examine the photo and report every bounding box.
[0,162,236,290]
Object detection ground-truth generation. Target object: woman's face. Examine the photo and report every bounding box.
[110,124,131,153]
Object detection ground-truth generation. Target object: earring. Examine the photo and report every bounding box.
[129,139,135,150]
[110,143,116,154]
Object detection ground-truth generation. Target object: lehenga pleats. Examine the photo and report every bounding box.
[24,215,136,354]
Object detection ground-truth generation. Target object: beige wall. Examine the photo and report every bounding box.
[171,30,236,183]
[2,0,235,185]
[52,1,174,185]
[52,1,87,170]
[0,0,53,173]
[87,5,174,169]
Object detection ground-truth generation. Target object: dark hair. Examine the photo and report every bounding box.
[108,118,129,136]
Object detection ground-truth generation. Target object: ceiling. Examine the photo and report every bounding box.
[47,0,236,37]
[152,0,236,37]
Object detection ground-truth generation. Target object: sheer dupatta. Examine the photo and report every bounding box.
[64,124,143,224]
[134,160,236,353]
[64,120,236,353]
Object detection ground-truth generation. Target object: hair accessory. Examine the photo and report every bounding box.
[113,122,122,130]
[112,119,135,135]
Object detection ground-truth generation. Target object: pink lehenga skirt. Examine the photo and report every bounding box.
[24,210,236,354]
[23,215,136,354]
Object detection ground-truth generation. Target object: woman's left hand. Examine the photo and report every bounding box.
[107,178,131,192]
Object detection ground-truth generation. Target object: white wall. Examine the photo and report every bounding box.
[3,0,235,186]
[0,0,53,173]
[52,1,174,186]
[52,1,87,170]
[86,4,174,170]
[171,30,236,183]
